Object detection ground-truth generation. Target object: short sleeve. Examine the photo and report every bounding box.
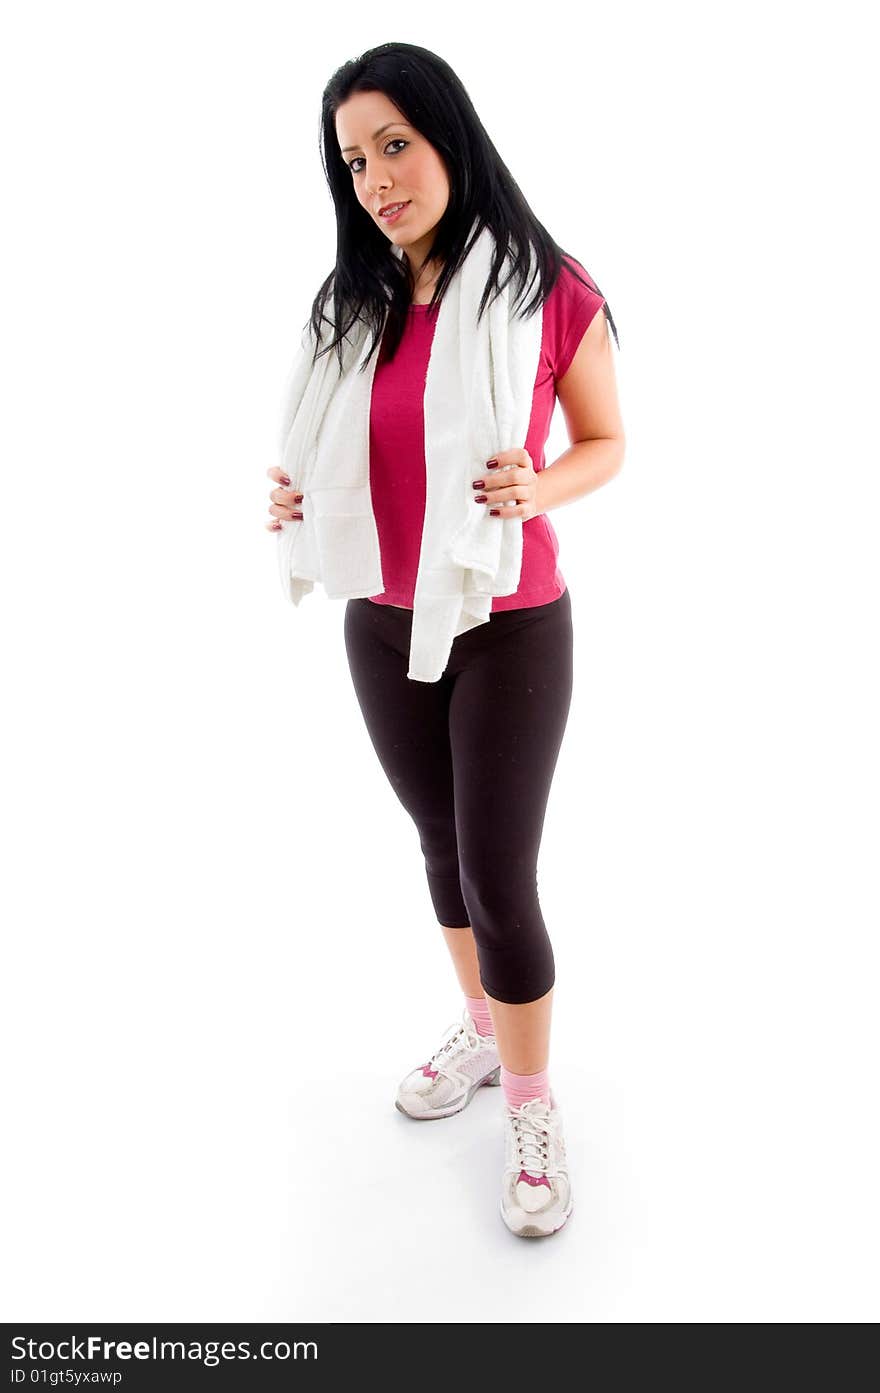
[550,257,606,383]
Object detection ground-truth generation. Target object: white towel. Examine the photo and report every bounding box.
[276,221,544,682]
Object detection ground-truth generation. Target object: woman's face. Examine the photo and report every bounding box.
[335,90,450,272]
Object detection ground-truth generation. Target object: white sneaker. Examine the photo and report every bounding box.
[500,1096,573,1237]
[395,1007,502,1120]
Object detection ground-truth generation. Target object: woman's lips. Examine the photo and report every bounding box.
[379,201,410,223]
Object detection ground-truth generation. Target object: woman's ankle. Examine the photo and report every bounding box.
[464,993,495,1037]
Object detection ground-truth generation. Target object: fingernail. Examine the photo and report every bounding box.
[293,494,303,502]
[489,508,500,516]
[293,512,303,520]
[486,459,498,469]
[474,494,487,502]
[472,480,485,489]
[280,475,291,486]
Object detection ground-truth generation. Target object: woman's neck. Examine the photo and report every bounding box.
[409,255,442,305]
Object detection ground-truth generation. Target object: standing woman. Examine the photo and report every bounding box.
[267,42,625,1238]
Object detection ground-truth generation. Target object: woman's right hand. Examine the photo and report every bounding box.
[265,466,303,532]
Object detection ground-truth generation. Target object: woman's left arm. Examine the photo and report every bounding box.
[536,307,626,515]
[472,309,625,518]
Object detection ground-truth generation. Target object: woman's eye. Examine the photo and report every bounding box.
[348,139,407,174]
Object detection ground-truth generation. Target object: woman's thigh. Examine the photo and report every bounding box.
[342,598,456,832]
[448,591,574,883]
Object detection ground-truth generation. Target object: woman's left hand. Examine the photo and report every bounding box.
[472,449,542,521]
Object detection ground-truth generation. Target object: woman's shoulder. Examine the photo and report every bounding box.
[543,254,606,383]
[550,253,605,313]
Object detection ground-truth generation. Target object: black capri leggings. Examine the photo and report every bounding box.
[342,587,574,1004]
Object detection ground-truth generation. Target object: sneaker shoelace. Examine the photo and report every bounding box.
[421,1015,486,1081]
[508,1099,562,1179]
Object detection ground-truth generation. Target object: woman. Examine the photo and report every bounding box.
[266,42,625,1238]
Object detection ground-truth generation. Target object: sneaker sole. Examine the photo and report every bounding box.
[395,1064,502,1120]
[500,1196,574,1238]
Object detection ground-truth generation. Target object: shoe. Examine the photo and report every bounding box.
[395,1007,502,1120]
[500,1096,573,1237]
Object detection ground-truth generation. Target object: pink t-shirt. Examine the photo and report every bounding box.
[367,255,605,611]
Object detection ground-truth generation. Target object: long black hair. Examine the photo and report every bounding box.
[305,41,619,373]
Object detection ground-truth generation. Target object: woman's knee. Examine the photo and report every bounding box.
[416,816,468,925]
[459,866,541,947]
[416,811,459,877]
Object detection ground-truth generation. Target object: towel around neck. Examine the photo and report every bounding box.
[276,221,545,682]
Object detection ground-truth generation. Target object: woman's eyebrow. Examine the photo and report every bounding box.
[341,122,411,154]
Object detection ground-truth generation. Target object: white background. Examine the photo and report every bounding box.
[2,0,878,1323]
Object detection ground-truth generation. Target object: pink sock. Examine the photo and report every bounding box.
[465,994,495,1037]
[500,1065,555,1109]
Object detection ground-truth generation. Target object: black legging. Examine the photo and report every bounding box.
[342,588,574,1004]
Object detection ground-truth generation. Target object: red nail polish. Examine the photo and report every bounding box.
[486,458,499,468]
[489,508,500,516]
